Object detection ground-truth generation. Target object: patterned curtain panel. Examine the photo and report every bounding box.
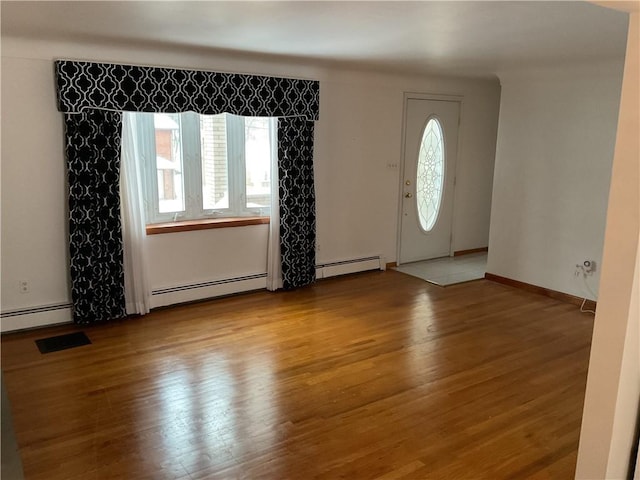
[64,110,127,324]
[278,118,317,289]
[55,61,319,120]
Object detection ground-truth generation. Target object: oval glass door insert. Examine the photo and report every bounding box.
[416,117,445,232]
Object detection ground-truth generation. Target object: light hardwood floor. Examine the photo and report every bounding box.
[1,271,594,479]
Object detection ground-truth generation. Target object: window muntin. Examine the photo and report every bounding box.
[136,112,275,225]
[416,117,445,232]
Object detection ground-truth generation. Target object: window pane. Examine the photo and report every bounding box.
[244,117,271,210]
[154,113,185,213]
[201,114,229,210]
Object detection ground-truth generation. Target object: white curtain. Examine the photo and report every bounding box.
[120,113,152,314]
[266,118,283,291]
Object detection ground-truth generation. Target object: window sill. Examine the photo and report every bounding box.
[146,216,270,235]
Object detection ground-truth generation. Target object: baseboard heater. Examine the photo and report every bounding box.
[151,273,267,296]
[150,273,268,309]
[0,303,73,333]
[151,255,385,307]
[316,255,385,279]
[1,255,385,332]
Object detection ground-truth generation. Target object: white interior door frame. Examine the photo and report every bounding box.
[395,92,465,266]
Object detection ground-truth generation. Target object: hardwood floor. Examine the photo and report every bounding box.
[1,271,594,479]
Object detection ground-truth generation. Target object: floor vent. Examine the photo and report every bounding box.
[35,332,91,354]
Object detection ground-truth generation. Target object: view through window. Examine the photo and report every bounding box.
[133,112,275,224]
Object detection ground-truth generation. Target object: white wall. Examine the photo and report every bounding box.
[576,9,639,478]
[1,57,69,307]
[0,36,500,330]
[315,69,500,262]
[486,61,625,300]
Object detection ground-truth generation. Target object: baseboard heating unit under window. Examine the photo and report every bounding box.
[316,255,385,279]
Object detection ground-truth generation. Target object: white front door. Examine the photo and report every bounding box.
[399,98,460,264]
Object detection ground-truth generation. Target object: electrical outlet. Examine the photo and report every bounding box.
[575,260,597,278]
[584,260,596,274]
[19,280,29,293]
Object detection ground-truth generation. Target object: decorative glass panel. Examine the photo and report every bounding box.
[416,118,445,232]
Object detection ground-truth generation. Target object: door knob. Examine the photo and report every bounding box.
[405,192,412,198]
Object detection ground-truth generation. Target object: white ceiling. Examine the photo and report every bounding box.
[0,1,630,78]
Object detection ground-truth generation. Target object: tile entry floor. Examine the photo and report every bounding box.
[393,252,487,286]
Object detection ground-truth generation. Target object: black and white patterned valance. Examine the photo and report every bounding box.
[55,60,319,121]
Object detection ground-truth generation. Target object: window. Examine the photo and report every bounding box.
[133,112,276,224]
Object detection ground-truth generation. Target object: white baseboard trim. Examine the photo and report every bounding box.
[150,273,268,309]
[1,303,72,333]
